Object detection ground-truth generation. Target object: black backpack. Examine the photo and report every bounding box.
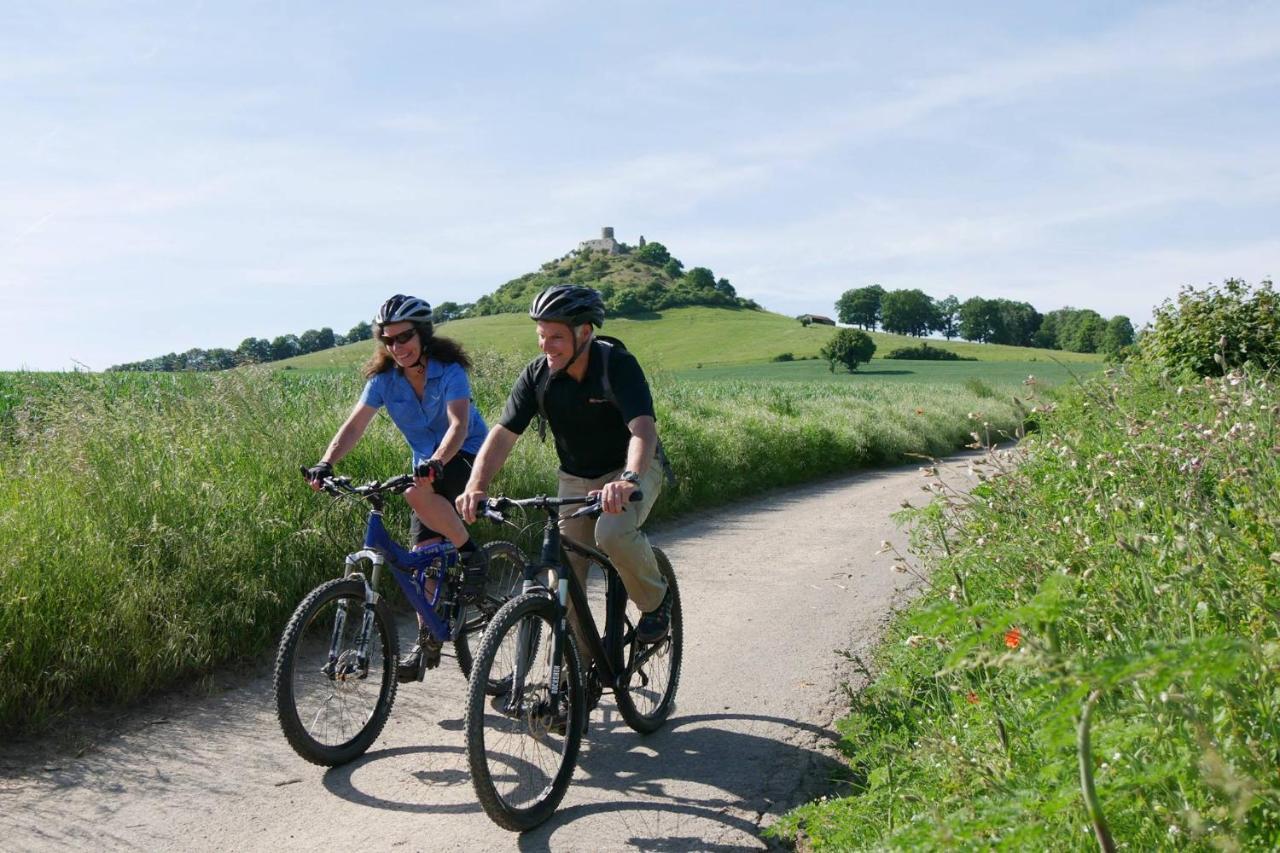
[534,336,677,487]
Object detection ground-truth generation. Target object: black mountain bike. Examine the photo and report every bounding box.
[464,492,683,831]
[274,471,524,766]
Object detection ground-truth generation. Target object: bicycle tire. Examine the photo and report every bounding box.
[454,540,531,693]
[465,592,585,832]
[273,577,398,766]
[614,547,682,734]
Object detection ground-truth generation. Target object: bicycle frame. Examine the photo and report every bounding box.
[512,504,659,710]
[348,504,468,645]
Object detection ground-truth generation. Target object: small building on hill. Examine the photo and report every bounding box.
[579,226,622,255]
[799,314,836,326]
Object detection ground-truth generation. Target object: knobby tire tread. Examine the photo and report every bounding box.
[614,547,682,734]
[273,577,398,766]
[465,592,585,832]
[454,540,529,691]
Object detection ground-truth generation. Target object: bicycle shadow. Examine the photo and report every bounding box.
[321,709,846,848]
[520,711,844,850]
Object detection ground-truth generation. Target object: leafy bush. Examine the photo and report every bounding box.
[772,352,795,362]
[884,344,973,361]
[774,364,1280,848]
[1141,278,1279,377]
[821,329,877,373]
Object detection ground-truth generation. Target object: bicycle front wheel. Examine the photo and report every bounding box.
[273,577,397,766]
[454,539,528,690]
[465,592,584,832]
[614,547,683,733]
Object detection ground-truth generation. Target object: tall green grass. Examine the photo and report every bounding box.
[772,364,1280,848]
[0,360,1022,732]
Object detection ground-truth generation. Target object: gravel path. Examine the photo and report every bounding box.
[1,458,974,852]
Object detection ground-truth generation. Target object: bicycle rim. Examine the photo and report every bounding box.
[455,540,528,689]
[466,593,583,831]
[615,547,682,732]
[275,579,396,764]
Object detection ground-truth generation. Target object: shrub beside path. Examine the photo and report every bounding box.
[0,458,978,852]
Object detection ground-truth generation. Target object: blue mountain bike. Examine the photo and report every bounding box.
[273,471,525,766]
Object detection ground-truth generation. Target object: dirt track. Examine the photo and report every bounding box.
[0,458,975,852]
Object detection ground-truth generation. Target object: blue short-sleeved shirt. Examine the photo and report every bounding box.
[359,361,488,467]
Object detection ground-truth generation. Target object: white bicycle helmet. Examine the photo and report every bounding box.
[374,294,433,327]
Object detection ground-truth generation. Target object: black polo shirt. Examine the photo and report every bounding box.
[498,339,656,478]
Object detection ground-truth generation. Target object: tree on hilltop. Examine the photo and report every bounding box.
[934,295,960,339]
[836,285,885,329]
[635,241,672,266]
[880,289,937,337]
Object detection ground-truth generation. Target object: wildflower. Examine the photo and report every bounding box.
[965,691,979,705]
[1004,627,1022,649]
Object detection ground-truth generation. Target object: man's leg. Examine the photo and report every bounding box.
[593,462,667,613]
[556,470,605,664]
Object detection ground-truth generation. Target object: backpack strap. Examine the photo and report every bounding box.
[534,338,677,488]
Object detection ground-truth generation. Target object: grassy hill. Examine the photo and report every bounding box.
[277,306,1104,374]
[470,237,752,317]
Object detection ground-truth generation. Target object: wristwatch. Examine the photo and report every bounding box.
[619,470,641,485]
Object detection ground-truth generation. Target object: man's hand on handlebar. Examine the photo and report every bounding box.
[456,485,488,524]
[596,479,637,514]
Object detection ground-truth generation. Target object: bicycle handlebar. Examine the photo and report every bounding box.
[480,491,643,524]
[299,466,416,500]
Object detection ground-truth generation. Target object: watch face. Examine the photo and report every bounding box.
[621,471,640,484]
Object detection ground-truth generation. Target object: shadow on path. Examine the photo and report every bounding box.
[322,709,843,849]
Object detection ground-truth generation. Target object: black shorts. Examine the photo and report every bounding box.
[409,451,476,545]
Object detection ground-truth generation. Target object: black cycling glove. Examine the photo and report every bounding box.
[415,459,445,483]
[303,460,334,485]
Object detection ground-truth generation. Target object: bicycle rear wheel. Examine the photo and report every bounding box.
[274,577,397,766]
[454,540,530,692]
[614,547,682,733]
[465,592,584,832]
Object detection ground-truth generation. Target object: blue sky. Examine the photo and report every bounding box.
[3,2,1278,370]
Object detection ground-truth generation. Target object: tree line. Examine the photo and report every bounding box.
[109,321,372,372]
[108,301,477,372]
[834,285,1136,355]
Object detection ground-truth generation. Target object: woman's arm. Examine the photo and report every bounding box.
[320,402,378,465]
[430,397,470,465]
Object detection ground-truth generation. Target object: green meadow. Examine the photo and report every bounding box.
[279,306,1103,373]
[1,302,1060,731]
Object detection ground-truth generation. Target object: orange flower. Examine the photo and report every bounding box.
[965,691,980,705]
[1004,627,1023,649]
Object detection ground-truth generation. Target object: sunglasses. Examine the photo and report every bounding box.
[378,329,417,347]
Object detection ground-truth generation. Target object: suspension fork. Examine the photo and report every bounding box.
[329,553,384,676]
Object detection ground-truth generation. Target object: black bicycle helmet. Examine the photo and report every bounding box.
[529,285,605,328]
[374,294,433,327]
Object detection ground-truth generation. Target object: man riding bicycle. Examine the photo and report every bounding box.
[457,284,672,644]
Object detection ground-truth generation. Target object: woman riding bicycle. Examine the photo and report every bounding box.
[304,294,489,682]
